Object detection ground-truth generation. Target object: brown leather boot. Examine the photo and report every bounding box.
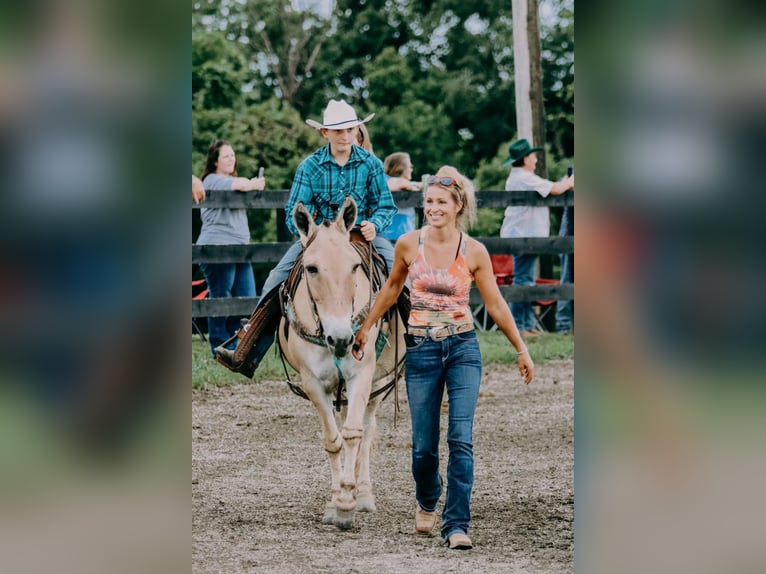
[215,347,255,379]
[447,532,473,550]
[415,504,436,534]
[214,284,282,379]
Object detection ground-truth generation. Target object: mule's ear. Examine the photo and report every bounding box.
[293,203,316,246]
[337,196,357,233]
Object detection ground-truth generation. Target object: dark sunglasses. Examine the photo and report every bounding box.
[426,175,459,188]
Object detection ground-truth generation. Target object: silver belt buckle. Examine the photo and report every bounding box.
[430,326,448,341]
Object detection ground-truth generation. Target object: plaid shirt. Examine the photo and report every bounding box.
[285,144,397,236]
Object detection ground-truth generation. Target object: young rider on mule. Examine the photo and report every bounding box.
[216,99,397,378]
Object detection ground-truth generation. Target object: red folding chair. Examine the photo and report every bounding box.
[533,277,559,332]
[491,254,514,286]
[473,254,515,331]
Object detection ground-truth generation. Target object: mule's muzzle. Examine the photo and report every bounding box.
[327,335,353,358]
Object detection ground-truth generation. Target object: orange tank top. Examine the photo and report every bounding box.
[408,227,474,327]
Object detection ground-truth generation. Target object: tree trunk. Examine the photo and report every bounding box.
[527,0,547,179]
[512,0,532,144]
[513,0,552,289]
[513,0,547,178]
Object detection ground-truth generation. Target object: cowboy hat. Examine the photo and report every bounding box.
[305,99,375,130]
[503,138,544,166]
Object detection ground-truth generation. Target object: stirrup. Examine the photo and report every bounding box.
[215,347,255,379]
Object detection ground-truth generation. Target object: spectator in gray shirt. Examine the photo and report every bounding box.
[197,139,265,355]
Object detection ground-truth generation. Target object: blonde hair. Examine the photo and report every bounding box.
[356,124,373,153]
[428,165,477,231]
[383,152,411,177]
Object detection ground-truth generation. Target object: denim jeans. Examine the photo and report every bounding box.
[555,251,573,332]
[201,262,256,355]
[511,254,538,332]
[244,236,396,370]
[404,330,482,540]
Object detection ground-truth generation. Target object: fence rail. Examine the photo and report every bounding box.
[192,189,574,210]
[192,189,573,319]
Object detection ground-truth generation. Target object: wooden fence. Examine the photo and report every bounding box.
[192,189,573,319]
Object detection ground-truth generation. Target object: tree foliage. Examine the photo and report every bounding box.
[192,0,574,235]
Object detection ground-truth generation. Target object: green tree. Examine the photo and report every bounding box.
[540,0,574,158]
[193,0,331,108]
[191,0,574,182]
[192,31,249,110]
[192,26,323,243]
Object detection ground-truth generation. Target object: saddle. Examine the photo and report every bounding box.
[231,285,282,365]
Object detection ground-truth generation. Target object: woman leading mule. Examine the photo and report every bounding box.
[353,165,534,550]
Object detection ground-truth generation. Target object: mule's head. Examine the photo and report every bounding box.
[293,197,364,358]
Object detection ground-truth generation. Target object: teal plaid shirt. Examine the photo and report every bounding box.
[285,144,397,236]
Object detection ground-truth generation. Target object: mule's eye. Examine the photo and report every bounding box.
[305,265,318,275]
[352,263,361,274]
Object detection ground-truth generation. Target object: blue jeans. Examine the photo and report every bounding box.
[555,251,573,332]
[511,254,538,332]
[244,236,396,370]
[201,262,256,355]
[404,330,482,540]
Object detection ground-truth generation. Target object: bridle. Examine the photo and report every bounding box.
[278,229,403,414]
[280,228,371,348]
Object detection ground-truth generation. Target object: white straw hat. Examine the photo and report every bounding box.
[305,99,375,130]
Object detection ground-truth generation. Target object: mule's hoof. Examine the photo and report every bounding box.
[356,493,376,513]
[334,508,355,530]
[322,502,336,525]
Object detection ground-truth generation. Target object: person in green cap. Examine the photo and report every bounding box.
[500,139,574,336]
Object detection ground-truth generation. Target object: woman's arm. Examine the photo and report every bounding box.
[192,175,205,204]
[549,174,574,195]
[469,240,535,384]
[229,176,266,192]
[352,234,415,359]
[387,177,420,192]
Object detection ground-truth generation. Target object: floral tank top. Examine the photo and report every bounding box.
[408,227,474,327]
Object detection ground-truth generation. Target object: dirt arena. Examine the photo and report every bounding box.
[193,360,573,573]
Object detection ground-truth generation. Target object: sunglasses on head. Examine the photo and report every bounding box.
[426,175,459,188]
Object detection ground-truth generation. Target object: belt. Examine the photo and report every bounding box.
[407,323,474,341]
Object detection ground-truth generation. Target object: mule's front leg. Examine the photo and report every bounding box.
[321,425,343,526]
[355,394,382,513]
[334,375,373,527]
[302,384,344,527]
[334,424,362,529]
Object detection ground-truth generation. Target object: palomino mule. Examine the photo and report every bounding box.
[278,197,405,530]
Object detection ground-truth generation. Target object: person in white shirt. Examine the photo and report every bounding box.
[500,139,574,336]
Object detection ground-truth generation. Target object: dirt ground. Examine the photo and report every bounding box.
[192,360,573,574]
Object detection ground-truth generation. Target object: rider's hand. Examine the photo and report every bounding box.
[359,221,376,241]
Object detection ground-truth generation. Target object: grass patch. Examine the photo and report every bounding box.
[192,330,573,389]
[192,335,298,390]
[478,330,574,364]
